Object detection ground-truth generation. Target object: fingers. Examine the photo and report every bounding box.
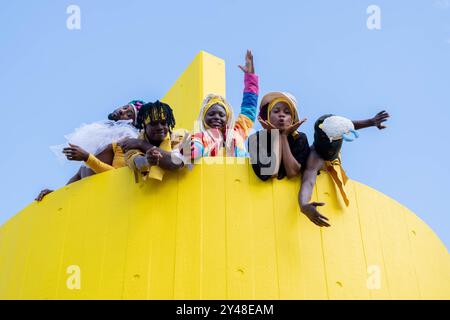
[63,149,78,160]
[317,218,331,227]
[376,114,390,121]
[36,190,51,202]
[147,147,163,159]
[238,65,246,73]
[311,202,325,207]
[63,147,80,155]
[258,117,269,129]
[288,121,302,132]
[377,110,390,116]
[310,214,331,227]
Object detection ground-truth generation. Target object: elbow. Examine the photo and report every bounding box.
[287,172,299,179]
[286,167,301,179]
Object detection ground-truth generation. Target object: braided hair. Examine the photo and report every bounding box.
[136,100,176,132]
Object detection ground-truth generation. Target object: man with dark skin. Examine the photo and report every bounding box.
[125,101,186,180]
[298,111,390,227]
[36,101,145,201]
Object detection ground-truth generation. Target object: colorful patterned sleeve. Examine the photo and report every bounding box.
[234,73,259,141]
[191,132,204,161]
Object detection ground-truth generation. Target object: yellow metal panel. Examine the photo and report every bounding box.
[197,161,227,299]
[248,164,280,299]
[225,159,255,299]
[272,177,304,299]
[316,175,370,299]
[173,164,203,299]
[0,51,449,300]
[352,181,391,299]
[403,206,450,299]
[372,188,421,299]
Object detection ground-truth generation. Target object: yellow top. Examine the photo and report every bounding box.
[125,129,187,182]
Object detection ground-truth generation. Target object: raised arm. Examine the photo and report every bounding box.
[235,50,259,140]
[298,150,331,227]
[352,110,390,130]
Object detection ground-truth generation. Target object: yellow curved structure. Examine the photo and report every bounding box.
[0,52,449,300]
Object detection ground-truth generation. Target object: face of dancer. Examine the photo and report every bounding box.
[269,102,292,129]
[145,119,169,144]
[108,105,136,122]
[205,104,227,130]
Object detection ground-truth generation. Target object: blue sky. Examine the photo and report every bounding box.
[0,0,449,249]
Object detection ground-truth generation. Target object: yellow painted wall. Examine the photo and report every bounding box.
[0,51,448,300]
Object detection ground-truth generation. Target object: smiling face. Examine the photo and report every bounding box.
[108,104,136,123]
[145,119,169,145]
[205,104,227,130]
[268,102,293,129]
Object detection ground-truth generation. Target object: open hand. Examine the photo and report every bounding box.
[63,144,89,162]
[258,116,277,131]
[238,50,255,74]
[300,202,331,227]
[371,110,390,129]
[282,118,307,135]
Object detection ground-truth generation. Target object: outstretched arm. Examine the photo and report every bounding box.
[63,143,115,173]
[298,150,330,227]
[353,110,390,130]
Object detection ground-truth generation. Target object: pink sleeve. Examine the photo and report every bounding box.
[244,73,259,95]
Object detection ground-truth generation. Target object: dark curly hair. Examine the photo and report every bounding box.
[136,100,176,132]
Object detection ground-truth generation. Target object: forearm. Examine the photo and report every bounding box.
[235,73,259,138]
[85,154,114,173]
[280,135,301,178]
[299,171,318,208]
[159,151,184,171]
[352,119,374,130]
[66,169,81,185]
[138,140,154,153]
